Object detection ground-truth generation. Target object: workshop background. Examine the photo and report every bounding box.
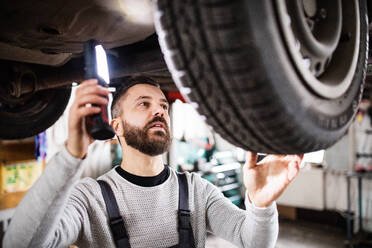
[2,81,372,248]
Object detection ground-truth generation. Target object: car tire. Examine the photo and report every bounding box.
[0,87,71,139]
[154,0,368,153]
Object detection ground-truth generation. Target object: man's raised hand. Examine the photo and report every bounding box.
[66,79,109,159]
[243,152,303,207]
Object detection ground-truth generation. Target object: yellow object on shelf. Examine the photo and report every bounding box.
[0,160,43,194]
[357,112,363,123]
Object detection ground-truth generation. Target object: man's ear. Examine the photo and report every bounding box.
[111,118,124,136]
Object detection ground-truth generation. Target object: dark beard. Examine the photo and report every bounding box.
[123,117,171,156]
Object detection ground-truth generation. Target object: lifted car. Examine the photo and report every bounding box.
[0,0,370,154]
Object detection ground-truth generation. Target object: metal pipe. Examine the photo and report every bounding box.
[10,70,37,97]
[348,123,356,172]
[346,174,352,242]
[7,43,169,96]
[358,176,363,232]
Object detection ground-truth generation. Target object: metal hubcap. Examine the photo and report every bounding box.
[276,0,360,99]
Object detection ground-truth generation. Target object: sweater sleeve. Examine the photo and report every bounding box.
[201,176,278,248]
[2,145,87,248]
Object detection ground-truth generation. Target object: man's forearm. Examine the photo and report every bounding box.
[204,179,278,248]
[3,145,84,248]
[244,194,278,248]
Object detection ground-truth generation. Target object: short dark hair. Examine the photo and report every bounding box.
[111,76,160,119]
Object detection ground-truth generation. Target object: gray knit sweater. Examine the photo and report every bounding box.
[3,145,278,248]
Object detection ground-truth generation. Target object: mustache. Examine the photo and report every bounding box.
[145,116,169,130]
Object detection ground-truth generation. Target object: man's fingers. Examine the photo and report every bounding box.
[287,160,300,181]
[74,79,99,94]
[259,154,284,164]
[76,95,108,108]
[245,151,258,169]
[282,154,303,164]
[72,80,110,114]
[76,106,101,119]
[75,79,109,97]
[69,80,109,128]
[78,79,98,87]
[76,84,109,98]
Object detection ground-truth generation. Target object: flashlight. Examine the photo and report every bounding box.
[84,39,115,140]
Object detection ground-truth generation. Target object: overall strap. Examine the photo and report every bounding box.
[97,180,131,248]
[176,173,196,248]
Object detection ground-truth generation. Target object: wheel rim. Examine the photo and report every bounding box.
[275,0,360,99]
[0,90,51,121]
[0,87,71,139]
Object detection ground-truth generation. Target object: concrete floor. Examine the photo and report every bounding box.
[276,219,345,248]
[205,218,346,248]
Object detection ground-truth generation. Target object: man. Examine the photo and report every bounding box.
[3,76,302,248]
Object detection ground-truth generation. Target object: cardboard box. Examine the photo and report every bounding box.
[277,204,297,220]
[0,160,43,194]
[0,137,35,162]
[0,137,42,210]
[0,191,27,210]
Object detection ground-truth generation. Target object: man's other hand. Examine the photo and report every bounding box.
[243,152,303,208]
[66,79,109,159]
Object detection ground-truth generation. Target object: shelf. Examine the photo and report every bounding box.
[218,183,241,192]
[211,162,241,174]
[227,195,241,203]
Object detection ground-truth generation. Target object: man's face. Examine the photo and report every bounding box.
[118,84,171,156]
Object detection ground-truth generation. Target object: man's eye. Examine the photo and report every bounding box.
[162,105,169,111]
[139,102,149,107]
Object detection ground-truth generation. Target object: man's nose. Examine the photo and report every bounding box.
[153,104,165,117]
